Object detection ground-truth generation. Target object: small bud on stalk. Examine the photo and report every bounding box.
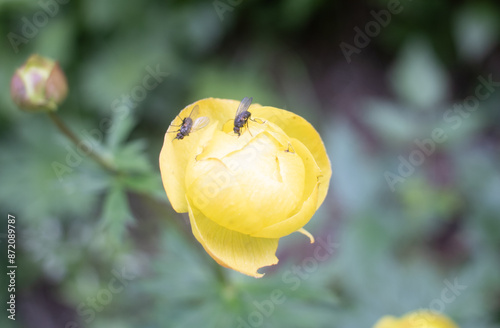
[11,54,68,112]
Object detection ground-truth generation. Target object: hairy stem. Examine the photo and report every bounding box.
[48,112,119,174]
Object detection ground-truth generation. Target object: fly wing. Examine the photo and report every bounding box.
[191,116,210,132]
[235,97,253,118]
[188,105,200,119]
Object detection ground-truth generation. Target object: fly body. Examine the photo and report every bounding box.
[233,97,253,136]
[168,105,209,140]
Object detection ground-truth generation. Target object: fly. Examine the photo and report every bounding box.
[233,97,254,136]
[168,105,209,140]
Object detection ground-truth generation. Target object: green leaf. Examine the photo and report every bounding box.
[121,172,164,198]
[98,182,134,247]
[113,139,151,173]
[106,107,137,151]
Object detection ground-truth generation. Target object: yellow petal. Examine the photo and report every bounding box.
[400,311,459,328]
[251,137,321,238]
[289,137,322,201]
[159,103,217,213]
[252,106,332,209]
[198,97,262,129]
[160,98,264,213]
[251,183,319,238]
[373,316,398,328]
[195,125,266,162]
[373,311,459,328]
[297,228,314,243]
[187,198,279,278]
[186,131,304,235]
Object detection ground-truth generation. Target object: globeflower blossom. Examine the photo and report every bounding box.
[159,98,331,277]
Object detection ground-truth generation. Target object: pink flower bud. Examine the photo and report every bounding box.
[10,54,68,112]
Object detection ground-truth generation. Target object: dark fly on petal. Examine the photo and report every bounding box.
[168,105,209,140]
[233,97,253,136]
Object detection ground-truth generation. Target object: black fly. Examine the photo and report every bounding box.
[168,105,209,140]
[233,97,254,136]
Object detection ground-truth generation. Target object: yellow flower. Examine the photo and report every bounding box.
[10,54,68,112]
[373,311,459,328]
[159,98,331,277]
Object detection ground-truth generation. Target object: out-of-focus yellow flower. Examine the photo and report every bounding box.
[373,311,459,328]
[10,54,68,112]
[159,98,331,277]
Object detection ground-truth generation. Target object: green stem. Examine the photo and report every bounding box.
[48,112,119,175]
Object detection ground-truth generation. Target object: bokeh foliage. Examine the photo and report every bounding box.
[0,0,499,327]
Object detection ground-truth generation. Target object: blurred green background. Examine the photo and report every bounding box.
[1,0,500,327]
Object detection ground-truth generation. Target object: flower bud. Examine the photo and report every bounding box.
[10,54,68,112]
[159,98,332,277]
